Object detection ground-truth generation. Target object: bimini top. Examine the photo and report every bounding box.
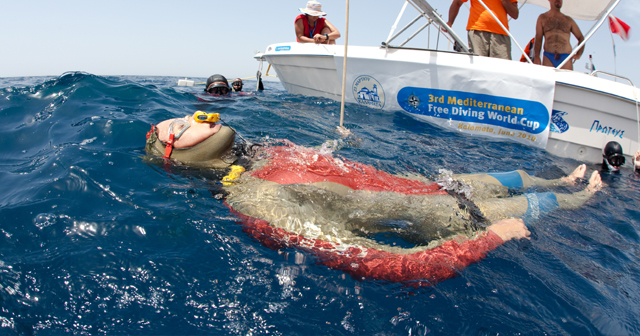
[519,0,617,21]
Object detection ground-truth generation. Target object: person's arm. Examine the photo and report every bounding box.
[295,18,314,43]
[533,16,544,65]
[323,219,528,285]
[570,18,585,60]
[447,0,464,27]
[314,19,341,43]
[502,0,519,19]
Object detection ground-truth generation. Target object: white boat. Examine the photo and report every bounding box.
[255,0,640,164]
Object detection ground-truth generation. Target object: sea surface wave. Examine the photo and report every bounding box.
[1,72,639,335]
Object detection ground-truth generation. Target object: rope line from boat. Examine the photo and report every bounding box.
[339,0,350,130]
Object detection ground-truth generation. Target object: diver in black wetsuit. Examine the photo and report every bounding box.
[204,74,231,96]
[602,141,626,172]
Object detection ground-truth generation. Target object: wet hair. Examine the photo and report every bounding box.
[205,74,230,94]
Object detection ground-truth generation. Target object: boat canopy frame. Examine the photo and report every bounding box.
[383,0,623,70]
[383,0,471,54]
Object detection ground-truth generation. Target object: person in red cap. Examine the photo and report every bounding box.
[295,1,341,44]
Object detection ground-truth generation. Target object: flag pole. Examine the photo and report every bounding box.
[610,30,617,81]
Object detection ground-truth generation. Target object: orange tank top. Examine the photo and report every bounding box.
[463,0,517,35]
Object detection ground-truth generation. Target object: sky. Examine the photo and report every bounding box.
[1,0,639,85]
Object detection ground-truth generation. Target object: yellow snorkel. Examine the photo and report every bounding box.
[193,111,220,123]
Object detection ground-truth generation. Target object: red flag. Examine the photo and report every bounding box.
[609,15,630,41]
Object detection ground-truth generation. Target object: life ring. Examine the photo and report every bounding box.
[226,141,504,286]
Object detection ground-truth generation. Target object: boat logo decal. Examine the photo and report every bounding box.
[397,87,549,134]
[590,120,625,138]
[275,46,291,52]
[408,95,420,108]
[550,110,569,133]
[352,75,385,109]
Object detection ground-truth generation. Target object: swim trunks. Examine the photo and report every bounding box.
[543,51,570,68]
[467,30,511,59]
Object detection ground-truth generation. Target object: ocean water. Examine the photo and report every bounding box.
[1,72,639,335]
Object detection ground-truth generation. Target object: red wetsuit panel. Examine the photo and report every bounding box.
[295,14,326,42]
[229,205,504,286]
[251,143,446,195]
[229,143,502,286]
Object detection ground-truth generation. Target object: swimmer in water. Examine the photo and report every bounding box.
[222,142,601,285]
[602,141,626,172]
[224,143,600,249]
[146,119,603,285]
[204,74,231,96]
[231,78,243,92]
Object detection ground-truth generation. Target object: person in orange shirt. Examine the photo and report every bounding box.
[447,0,519,59]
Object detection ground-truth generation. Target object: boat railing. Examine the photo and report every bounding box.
[588,70,640,147]
[589,70,634,86]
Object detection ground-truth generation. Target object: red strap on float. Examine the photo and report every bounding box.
[146,124,156,140]
[164,133,175,159]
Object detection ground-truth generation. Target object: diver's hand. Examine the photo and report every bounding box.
[488,218,530,242]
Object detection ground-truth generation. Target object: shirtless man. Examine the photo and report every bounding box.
[533,0,584,70]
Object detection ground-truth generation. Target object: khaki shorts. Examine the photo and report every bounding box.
[467,30,511,60]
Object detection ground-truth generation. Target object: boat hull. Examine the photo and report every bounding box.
[260,43,639,163]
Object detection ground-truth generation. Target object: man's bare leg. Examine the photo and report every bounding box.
[560,164,586,185]
[454,164,587,190]
[476,171,602,223]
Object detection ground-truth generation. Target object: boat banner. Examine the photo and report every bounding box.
[339,52,555,149]
[397,87,550,148]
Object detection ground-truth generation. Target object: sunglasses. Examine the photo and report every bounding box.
[606,153,625,167]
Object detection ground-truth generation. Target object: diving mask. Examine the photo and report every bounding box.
[605,153,625,167]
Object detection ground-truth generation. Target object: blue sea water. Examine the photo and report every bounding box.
[1,72,640,335]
